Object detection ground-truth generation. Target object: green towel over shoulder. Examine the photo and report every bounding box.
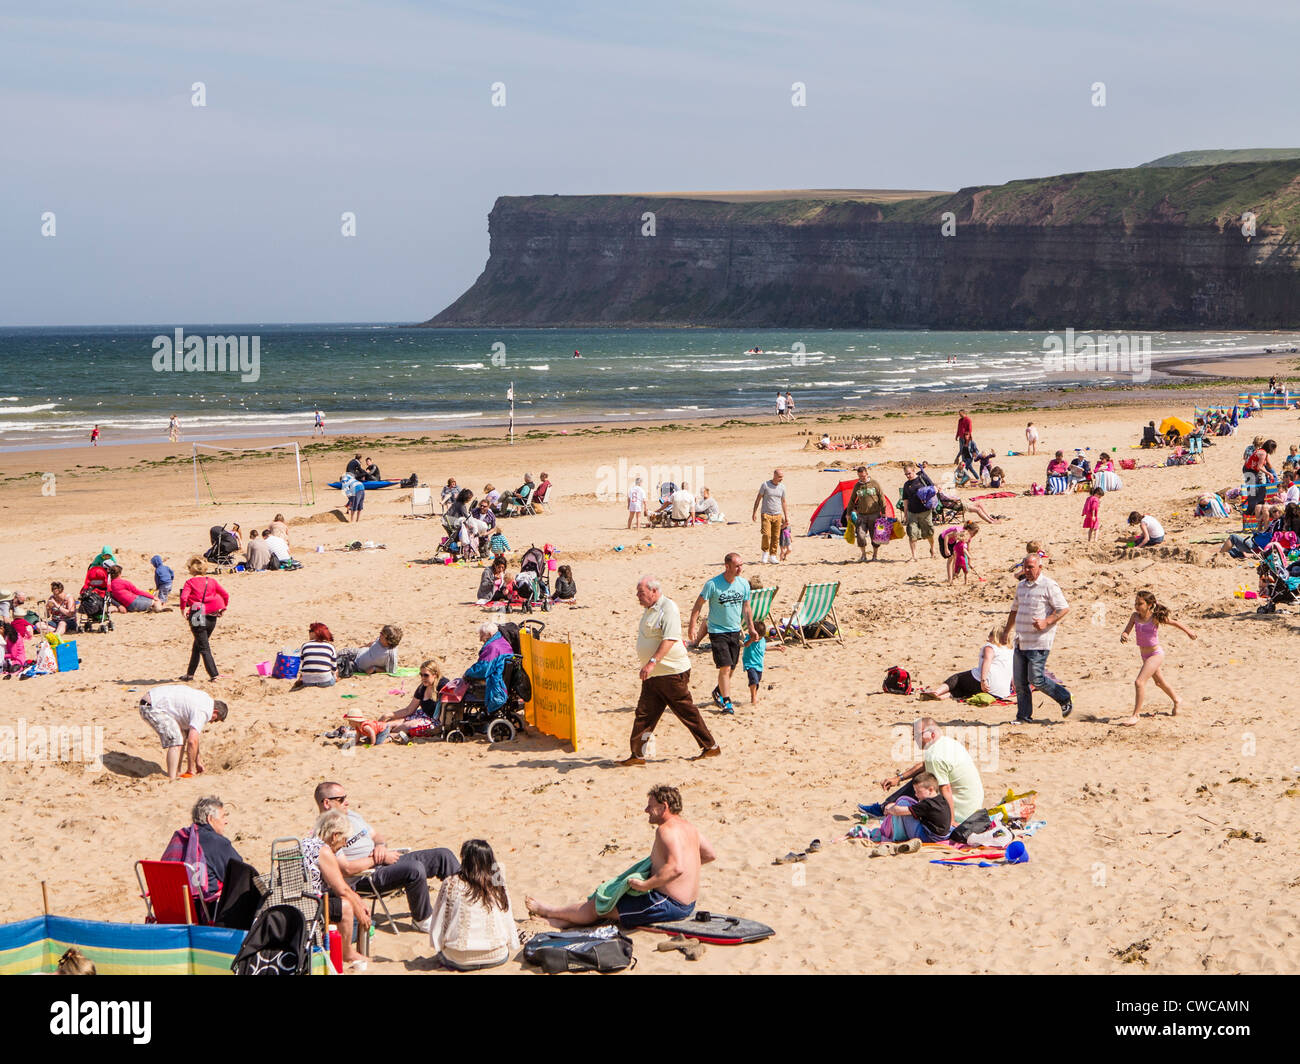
[589,857,652,915]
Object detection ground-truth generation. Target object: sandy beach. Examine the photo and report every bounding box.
[2,386,1298,976]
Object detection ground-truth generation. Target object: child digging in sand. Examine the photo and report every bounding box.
[1116,590,1196,726]
[1011,540,1050,578]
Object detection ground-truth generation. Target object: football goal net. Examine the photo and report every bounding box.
[192,442,316,506]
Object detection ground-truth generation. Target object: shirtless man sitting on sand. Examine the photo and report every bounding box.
[526,786,715,929]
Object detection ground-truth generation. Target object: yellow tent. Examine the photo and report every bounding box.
[1159,416,1194,437]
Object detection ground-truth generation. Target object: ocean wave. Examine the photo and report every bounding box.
[528,364,550,371]
[0,403,59,415]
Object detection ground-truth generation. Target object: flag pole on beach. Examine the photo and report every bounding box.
[508,382,515,445]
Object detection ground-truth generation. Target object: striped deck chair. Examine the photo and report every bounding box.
[749,586,778,627]
[780,581,844,646]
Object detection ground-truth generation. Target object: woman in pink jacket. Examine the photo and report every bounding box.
[179,556,229,681]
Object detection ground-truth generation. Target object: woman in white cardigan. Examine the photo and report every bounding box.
[429,839,519,971]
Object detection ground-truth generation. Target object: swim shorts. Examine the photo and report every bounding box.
[615,889,696,928]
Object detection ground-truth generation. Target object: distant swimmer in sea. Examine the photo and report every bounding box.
[573,350,582,358]
[314,408,325,436]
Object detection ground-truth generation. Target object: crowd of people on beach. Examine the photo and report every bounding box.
[25,395,1298,975]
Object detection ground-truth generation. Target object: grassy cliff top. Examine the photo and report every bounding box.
[1140,148,1300,167]
[502,159,1300,233]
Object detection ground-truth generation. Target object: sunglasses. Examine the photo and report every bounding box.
[325,794,346,803]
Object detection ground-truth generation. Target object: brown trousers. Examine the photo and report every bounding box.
[761,512,783,553]
[632,670,715,755]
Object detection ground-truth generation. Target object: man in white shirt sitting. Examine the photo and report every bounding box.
[670,483,696,524]
[263,530,291,565]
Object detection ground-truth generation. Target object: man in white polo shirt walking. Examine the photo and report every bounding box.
[1001,554,1072,722]
[619,575,719,765]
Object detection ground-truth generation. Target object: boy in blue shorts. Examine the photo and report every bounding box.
[740,620,784,706]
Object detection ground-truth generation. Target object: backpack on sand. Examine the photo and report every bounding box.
[523,927,635,974]
[883,666,913,695]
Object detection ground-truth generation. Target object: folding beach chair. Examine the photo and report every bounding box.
[749,586,778,627]
[351,871,409,935]
[260,837,324,949]
[528,481,552,514]
[778,581,844,647]
[409,485,435,517]
[135,859,208,925]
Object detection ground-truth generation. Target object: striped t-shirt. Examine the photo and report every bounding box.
[299,640,337,675]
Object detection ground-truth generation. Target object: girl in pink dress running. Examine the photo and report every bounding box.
[1082,485,1103,541]
[1117,590,1196,725]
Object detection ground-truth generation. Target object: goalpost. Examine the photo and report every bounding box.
[192,442,315,506]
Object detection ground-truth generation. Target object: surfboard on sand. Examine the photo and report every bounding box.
[328,480,398,489]
[645,911,774,944]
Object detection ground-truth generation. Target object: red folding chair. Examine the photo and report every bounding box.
[135,859,209,924]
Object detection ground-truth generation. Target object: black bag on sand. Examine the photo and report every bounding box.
[336,647,359,680]
[949,809,993,844]
[231,904,311,975]
[523,928,636,974]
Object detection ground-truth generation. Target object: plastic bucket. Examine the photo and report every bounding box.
[255,661,271,676]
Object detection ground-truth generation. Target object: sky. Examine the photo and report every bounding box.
[2,0,1298,326]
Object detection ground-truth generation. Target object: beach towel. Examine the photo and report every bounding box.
[970,492,1016,501]
[589,857,652,915]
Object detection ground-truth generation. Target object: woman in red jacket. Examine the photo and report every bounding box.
[179,556,229,681]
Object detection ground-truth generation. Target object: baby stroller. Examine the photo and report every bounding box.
[514,546,552,613]
[204,525,240,572]
[442,620,543,744]
[435,513,487,562]
[79,569,114,634]
[934,493,964,524]
[1257,551,1300,613]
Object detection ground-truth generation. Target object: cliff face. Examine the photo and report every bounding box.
[429,163,1300,329]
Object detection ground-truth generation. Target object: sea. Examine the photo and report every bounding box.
[0,324,1295,451]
